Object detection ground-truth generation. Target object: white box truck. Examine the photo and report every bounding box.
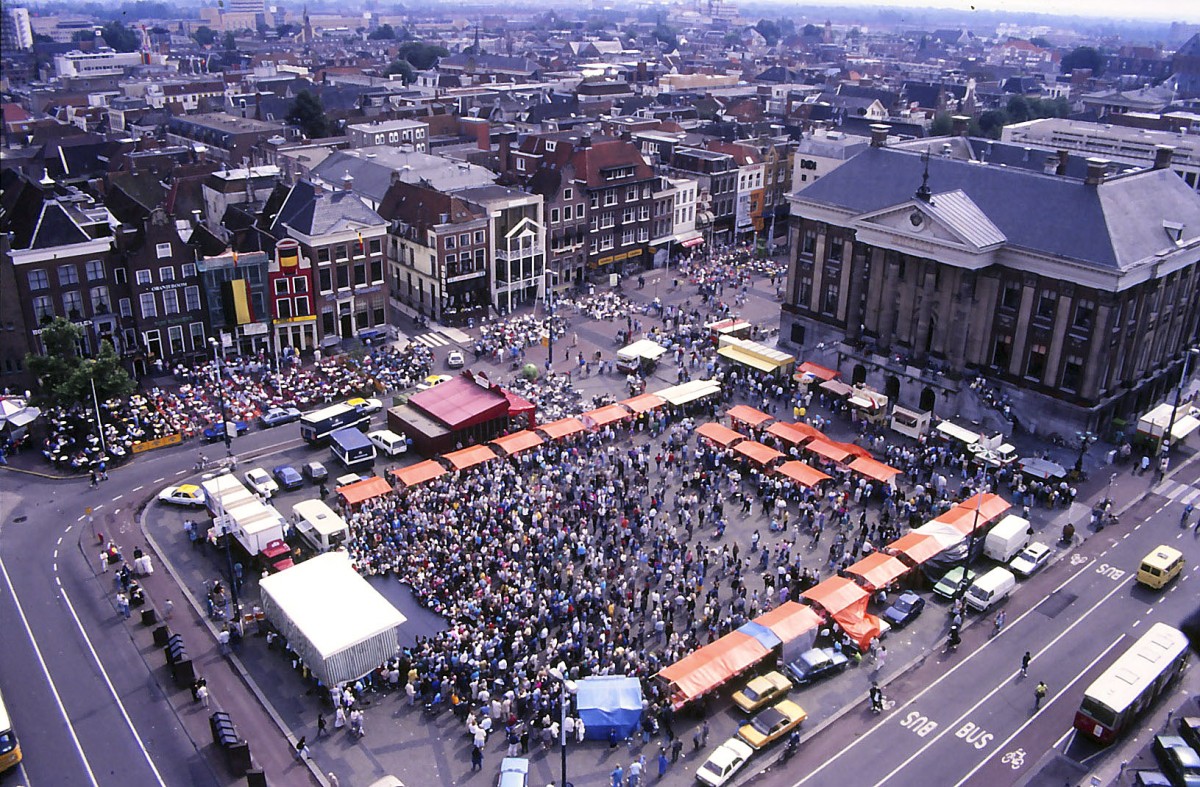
[292,499,350,554]
[984,514,1031,563]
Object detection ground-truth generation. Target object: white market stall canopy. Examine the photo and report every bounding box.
[1137,402,1200,442]
[656,379,722,406]
[259,552,405,687]
[618,339,669,362]
[935,420,983,445]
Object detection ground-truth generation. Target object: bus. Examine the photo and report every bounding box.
[0,686,21,773]
[299,403,370,444]
[1074,622,1189,744]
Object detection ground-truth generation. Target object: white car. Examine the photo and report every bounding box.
[244,467,279,498]
[157,484,207,507]
[696,738,755,786]
[347,397,384,414]
[446,349,465,368]
[1010,542,1052,577]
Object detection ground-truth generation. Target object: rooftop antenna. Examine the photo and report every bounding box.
[915,149,932,202]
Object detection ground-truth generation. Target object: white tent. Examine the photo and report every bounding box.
[259,552,405,686]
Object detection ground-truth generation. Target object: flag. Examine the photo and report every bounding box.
[231,249,239,268]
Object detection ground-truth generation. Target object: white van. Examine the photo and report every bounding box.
[983,514,1031,563]
[368,429,408,457]
[292,499,349,554]
[964,567,1017,611]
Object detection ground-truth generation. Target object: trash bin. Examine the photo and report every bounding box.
[152,625,171,647]
[140,608,157,626]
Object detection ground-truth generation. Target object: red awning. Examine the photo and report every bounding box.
[766,421,812,445]
[391,460,448,487]
[656,631,771,708]
[886,532,946,566]
[681,236,704,248]
[956,492,1011,524]
[727,405,774,428]
[504,391,537,424]
[801,576,869,617]
[806,439,851,463]
[733,440,785,466]
[695,422,745,448]
[848,455,903,483]
[337,475,392,505]
[833,607,882,652]
[753,601,823,642]
[795,362,839,381]
[620,393,666,414]
[583,403,631,427]
[775,460,831,488]
[443,444,499,471]
[490,430,543,456]
[537,417,586,440]
[846,553,911,591]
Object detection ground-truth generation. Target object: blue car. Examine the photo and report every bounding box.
[201,420,248,443]
[786,647,850,686]
[882,591,926,629]
[272,465,304,491]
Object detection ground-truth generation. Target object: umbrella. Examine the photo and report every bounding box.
[0,397,41,429]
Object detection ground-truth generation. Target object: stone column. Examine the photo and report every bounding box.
[809,231,827,313]
[878,257,899,348]
[863,247,887,334]
[1043,291,1073,388]
[839,240,860,328]
[1007,280,1037,378]
[1080,302,1112,400]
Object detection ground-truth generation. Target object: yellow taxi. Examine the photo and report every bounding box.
[416,374,451,391]
[157,483,207,507]
[737,699,807,749]
[732,671,793,713]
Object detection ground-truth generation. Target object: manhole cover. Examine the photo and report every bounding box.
[1037,591,1077,619]
[13,516,27,523]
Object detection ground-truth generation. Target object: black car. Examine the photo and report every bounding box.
[1152,735,1200,787]
[882,591,927,629]
[786,648,850,686]
[1179,717,1200,755]
[258,406,302,428]
[201,420,248,442]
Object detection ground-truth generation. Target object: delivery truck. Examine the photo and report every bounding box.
[984,514,1032,563]
[200,474,293,573]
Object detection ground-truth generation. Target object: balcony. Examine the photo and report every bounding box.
[495,245,544,263]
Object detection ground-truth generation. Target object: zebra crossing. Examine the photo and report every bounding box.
[409,331,453,348]
[1154,478,1200,507]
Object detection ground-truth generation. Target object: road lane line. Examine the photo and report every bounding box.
[58,587,168,787]
[952,635,1125,787]
[871,572,1133,787]
[0,553,99,786]
[132,486,143,492]
[153,478,165,483]
[57,537,62,546]
[792,557,1099,787]
[111,495,122,502]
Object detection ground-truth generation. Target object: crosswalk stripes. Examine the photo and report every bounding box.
[1155,479,1200,506]
[409,332,452,348]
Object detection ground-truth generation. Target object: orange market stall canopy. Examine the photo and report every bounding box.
[727,405,774,430]
[391,459,448,488]
[443,444,499,471]
[582,403,631,428]
[766,421,814,446]
[753,602,823,662]
[846,553,911,591]
[801,576,868,617]
[337,475,392,506]
[537,417,587,440]
[775,460,831,488]
[656,631,772,709]
[732,440,785,467]
[955,493,1011,524]
[849,456,903,485]
[620,393,666,414]
[886,532,946,567]
[806,439,852,464]
[795,362,839,382]
[696,422,745,448]
[490,430,544,456]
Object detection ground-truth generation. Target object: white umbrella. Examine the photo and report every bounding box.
[0,397,40,429]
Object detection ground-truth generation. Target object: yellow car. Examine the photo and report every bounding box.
[157,483,207,507]
[416,374,451,391]
[732,671,793,713]
[737,699,807,750]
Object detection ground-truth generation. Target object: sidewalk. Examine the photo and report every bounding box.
[89,503,325,787]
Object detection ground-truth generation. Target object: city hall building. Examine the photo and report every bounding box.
[781,128,1200,435]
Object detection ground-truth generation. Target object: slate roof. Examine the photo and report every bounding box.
[271,180,384,238]
[310,148,495,203]
[28,201,90,249]
[919,190,1006,248]
[794,145,1200,270]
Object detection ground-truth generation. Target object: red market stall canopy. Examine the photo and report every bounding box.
[846,553,911,591]
[733,440,785,466]
[696,422,745,448]
[848,456,903,483]
[490,430,544,456]
[504,391,537,426]
[391,460,447,488]
[582,404,631,428]
[727,405,774,429]
[443,444,499,471]
[801,576,869,617]
[337,475,392,506]
[656,631,772,708]
[955,493,1011,524]
[806,439,852,463]
[537,417,586,440]
[766,421,813,445]
[620,393,666,414]
[796,362,839,382]
[832,605,882,652]
[886,532,946,566]
[408,375,509,430]
[776,460,832,488]
[754,602,823,643]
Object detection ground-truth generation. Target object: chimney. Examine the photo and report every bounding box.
[579,133,592,149]
[869,124,889,148]
[1084,157,1109,186]
[1043,154,1058,175]
[1056,150,1069,176]
[620,128,632,143]
[342,170,354,191]
[390,170,401,185]
[637,61,647,82]
[498,130,516,173]
[951,115,969,136]
[1153,144,1175,170]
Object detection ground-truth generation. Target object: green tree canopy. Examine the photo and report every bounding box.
[755,19,780,46]
[1061,45,1104,75]
[223,31,237,51]
[193,25,217,46]
[384,58,414,83]
[368,23,396,40]
[101,21,141,52]
[25,318,135,408]
[397,41,449,70]
[286,89,331,138]
[653,24,677,50]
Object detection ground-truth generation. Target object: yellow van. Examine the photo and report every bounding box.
[1136,545,1184,589]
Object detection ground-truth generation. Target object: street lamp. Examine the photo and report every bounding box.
[548,665,577,787]
[1072,431,1096,475]
[1162,346,1199,457]
[209,338,233,456]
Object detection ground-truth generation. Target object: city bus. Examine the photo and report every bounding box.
[299,403,370,444]
[0,686,22,772]
[1074,622,1189,744]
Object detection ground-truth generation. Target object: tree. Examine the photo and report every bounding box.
[397,41,448,70]
[1030,36,1051,48]
[368,23,395,40]
[276,23,299,39]
[653,24,677,51]
[193,25,217,46]
[24,318,134,407]
[929,112,954,136]
[100,21,141,52]
[1006,95,1031,124]
[223,31,236,51]
[287,89,330,138]
[384,58,414,83]
[978,109,1009,138]
[1060,45,1104,76]
[72,29,97,44]
[755,19,780,46]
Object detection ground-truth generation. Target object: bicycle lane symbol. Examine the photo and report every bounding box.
[1000,748,1026,769]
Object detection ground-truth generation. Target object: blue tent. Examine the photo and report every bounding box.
[576,676,643,741]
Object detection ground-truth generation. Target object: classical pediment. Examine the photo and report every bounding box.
[853,189,1006,254]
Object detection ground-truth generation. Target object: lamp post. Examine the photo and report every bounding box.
[1072,431,1096,475]
[545,274,555,372]
[1162,346,1199,457]
[209,338,233,456]
[549,666,576,787]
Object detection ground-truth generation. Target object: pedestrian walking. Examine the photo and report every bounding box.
[317,713,328,737]
[163,598,173,620]
[197,682,210,708]
[326,774,340,787]
[992,609,1006,637]
[471,745,483,772]
[701,719,710,747]
[294,736,309,761]
[657,747,669,778]
[1034,681,1048,709]
[671,737,683,763]
[875,645,888,672]
[100,551,108,572]
[1020,652,1031,677]
[1183,503,1195,528]
[610,764,623,787]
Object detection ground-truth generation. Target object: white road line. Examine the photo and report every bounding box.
[175,470,185,476]
[57,537,63,546]
[951,635,1125,787]
[793,557,1098,787]
[131,485,143,492]
[153,478,165,483]
[93,505,103,511]
[58,587,168,787]
[871,572,1133,787]
[0,553,99,786]
[111,495,122,502]
[65,525,71,532]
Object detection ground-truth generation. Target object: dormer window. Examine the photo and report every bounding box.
[545,141,557,152]
[1163,220,1184,244]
